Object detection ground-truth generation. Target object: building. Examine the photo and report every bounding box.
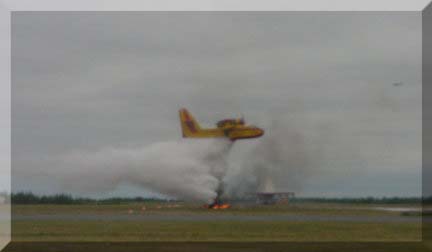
[256,192,295,205]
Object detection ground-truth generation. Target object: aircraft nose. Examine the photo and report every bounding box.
[257,128,264,137]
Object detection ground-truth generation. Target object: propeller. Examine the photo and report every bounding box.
[239,114,245,124]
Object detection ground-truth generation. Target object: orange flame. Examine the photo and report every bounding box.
[204,197,231,210]
[214,203,230,209]
[204,203,231,210]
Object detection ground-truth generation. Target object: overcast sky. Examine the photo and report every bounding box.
[11,12,421,197]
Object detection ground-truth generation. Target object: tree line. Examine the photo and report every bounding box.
[3,192,432,204]
[7,192,171,204]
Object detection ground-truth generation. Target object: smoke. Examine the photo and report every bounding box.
[54,139,232,203]
[224,120,327,199]
[223,84,410,199]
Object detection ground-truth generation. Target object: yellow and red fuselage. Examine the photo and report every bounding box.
[179,108,264,141]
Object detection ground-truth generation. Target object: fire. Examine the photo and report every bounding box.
[204,198,231,209]
[210,203,230,209]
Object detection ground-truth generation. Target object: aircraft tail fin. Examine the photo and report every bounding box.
[179,108,202,137]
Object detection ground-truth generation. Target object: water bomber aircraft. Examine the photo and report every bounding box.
[179,108,264,141]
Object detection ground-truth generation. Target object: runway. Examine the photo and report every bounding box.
[12,213,421,223]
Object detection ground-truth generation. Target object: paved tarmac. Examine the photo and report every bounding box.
[11,213,422,223]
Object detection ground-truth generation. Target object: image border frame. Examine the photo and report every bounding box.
[1,0,430,251]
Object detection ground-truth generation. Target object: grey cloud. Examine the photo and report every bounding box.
[12,12,421,197]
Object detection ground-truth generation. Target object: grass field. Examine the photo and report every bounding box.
[10,202,422,242]
[12,220,421,242]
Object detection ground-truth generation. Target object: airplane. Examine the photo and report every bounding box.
[179,108,264,141]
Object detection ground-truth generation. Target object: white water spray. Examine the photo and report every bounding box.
[57,139,232,203]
